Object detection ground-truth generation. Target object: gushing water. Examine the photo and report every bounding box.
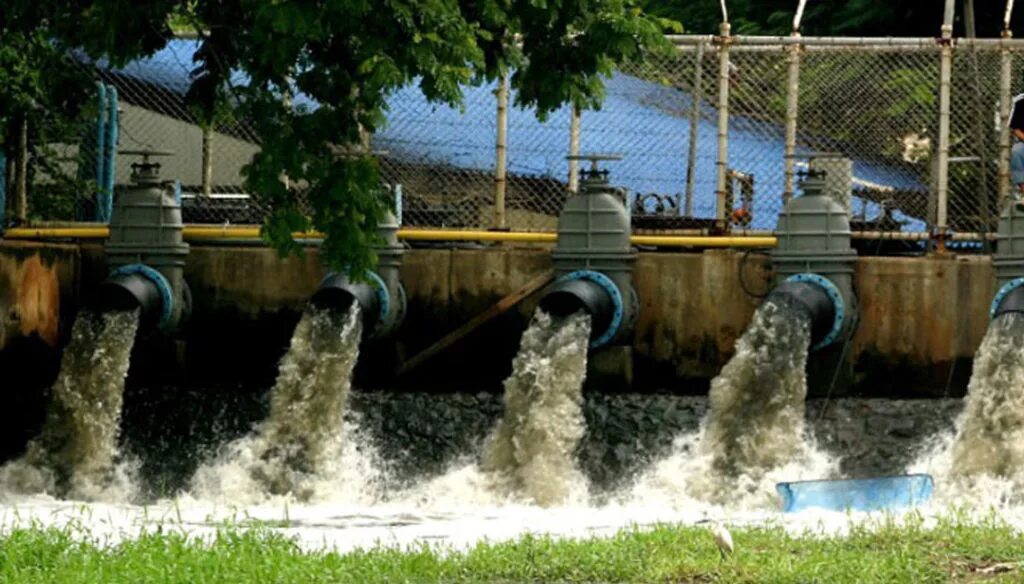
[911,313,1024,503]
[190,305,375,503]
[478,310,592,506]
[0,310,140,501]
[952,313,1024,479]
[633,299,836,507]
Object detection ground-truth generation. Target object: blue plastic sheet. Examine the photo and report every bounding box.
[776,474,934,513]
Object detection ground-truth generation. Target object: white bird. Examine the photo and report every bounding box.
[697,519,734,561]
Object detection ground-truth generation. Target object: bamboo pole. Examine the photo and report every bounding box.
[494,76,509,229]
[202,125,213,197]
[684,41,704,217]
[15,118,28,223]
[783,34,802,203]
[935,0,955,242]
[568,107,581,194]
[715,22,732,229]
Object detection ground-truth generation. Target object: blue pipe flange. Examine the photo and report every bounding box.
[785,273,846,351]
[558,269,624,349]
[991,277,1024,319]
[366,270,390,321]
[109,263,174,327]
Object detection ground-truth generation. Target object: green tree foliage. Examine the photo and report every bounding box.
[2,1,673,274]
[0,30,95,221]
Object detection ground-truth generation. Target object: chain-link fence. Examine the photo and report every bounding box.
[6,36,1024,235]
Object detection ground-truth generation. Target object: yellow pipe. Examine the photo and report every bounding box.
[3,225,776,248]
[398,229,558,243]
[3,227,110,238]
[631,235,776,248]
[185,226,262,238]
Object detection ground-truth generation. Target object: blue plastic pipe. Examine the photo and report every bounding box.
[98,84,118,222]
[94,82,107,221]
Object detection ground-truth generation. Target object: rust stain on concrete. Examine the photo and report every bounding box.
[13,255,61,346]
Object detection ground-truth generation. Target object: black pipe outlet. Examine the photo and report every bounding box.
[994,285,1024,319]
[94,272,164,328]
[539,279,614,338]
[311,274,381,330]
[767,280,837,347]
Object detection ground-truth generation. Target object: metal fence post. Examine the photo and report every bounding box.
[494,76,509,229]
[935,2,955,242]
[568,106,581,194]
[715,22,732,230]
[684,41,704,217]
[783,33,802,203]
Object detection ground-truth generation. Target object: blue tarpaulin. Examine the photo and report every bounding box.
[776,474,934,513]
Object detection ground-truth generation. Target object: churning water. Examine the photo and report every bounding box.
[912,312,1024,504]
[480,310,592,506]
[385,309,593,509]
[0,310,140,501]
[8,300,1024,553]
[190,305,379,503]
[952,313,1024,479]
[632,299,836,507]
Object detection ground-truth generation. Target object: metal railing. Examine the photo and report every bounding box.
[6,31,1024,241]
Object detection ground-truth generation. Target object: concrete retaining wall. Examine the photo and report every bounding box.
[0,241,998,396]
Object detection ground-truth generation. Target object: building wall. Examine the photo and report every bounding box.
[115,104,259,190]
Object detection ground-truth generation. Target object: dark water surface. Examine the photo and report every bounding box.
[114,376,963,502]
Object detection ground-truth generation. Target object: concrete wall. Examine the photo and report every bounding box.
[0,241,79,351]
[0,241,1000,396]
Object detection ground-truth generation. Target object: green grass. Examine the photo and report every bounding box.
[2,512,1023,583]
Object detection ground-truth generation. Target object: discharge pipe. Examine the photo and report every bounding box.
[94,264,177,329]
[538,270,625,347]
[771,169,858,352]
[310,195,406,338]
[99,150,191,332]
[991,200,1024,319]
[766,274,847,351]
[310,271,387,331]
[539,155,638,349]
[992,278,1024,319]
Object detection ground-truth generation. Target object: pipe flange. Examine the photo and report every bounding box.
[366,270,390,321]
[991,277,1024,319]
[784,273,845,351]
[558,270,624,348]
[373,281,406,338]
[109,263,174,327]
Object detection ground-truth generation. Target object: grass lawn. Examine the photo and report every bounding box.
[1,512,1022,582]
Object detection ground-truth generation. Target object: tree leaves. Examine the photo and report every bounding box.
[2,0,671,273]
